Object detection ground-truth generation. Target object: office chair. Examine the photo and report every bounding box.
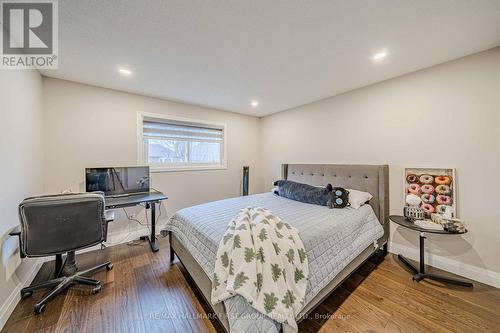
[10,193,113,314]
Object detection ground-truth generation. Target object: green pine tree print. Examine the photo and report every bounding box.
[271,263,282,282]
[275,230,284,239]
[254,273,263,293]
[212,273,220,290]
[221,252,229,268]
[298,248,306,264]
[263,292,278,314]
[233,235,241,249]
[234,272,248,290]
[261,218,270,225]
[229,259,234,275]
[276,221,285,230]
[288,235,295,243]
[244,247,255,262]
[294,268,305,283]
[272,242,281,255]
[258,228,268,242]
[236,223,247,231]
[223,233,233,245]
[256,247,265,263]
[286,249,295,264]
[282,290,296,309]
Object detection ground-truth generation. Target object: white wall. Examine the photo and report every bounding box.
[260,47,500,286]
[42,78,264,241]
[0,70,44,327]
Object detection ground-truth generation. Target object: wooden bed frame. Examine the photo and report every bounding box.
[169,164,390,332]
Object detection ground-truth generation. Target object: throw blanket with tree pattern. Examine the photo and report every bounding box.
[211,207,309,333]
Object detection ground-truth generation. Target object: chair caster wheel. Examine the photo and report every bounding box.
[34,303,46,315]
[106,263,113,271]
[21,290,33,299]
[91,285,102,294]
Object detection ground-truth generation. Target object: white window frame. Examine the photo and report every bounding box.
[137,111,227,172]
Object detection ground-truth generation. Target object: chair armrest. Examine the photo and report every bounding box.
[9,225,21,236]
[9,226,26,258]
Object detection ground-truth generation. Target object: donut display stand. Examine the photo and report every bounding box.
[404,167,457,218]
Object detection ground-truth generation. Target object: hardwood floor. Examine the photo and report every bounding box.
[3,237,499,333]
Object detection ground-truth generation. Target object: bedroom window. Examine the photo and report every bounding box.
[138,112,227,172]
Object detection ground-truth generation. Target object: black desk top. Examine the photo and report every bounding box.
[389,215,466,235]
[105,191,168,209]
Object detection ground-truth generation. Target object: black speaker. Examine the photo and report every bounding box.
[242,166,249,196]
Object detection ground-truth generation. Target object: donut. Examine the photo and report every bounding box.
[420,184,434,194]
[406,194,422,206]
[435,175,451,185]
[407,183,420,195]
[421,203,435,214]
[435,184,451,195]
[421,193,435,204]
[419,174,434,184]
[436,195,452,205]
[436,205,448,214]
[406,174,418,183]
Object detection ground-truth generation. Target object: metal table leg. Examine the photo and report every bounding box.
[140,202,159,252]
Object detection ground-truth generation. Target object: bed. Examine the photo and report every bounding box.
[166,164,389,332]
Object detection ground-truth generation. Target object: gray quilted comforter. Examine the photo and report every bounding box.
[165,193,384,333]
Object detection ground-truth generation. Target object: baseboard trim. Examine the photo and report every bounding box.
[0,259,43,330]
[388,241,500,288]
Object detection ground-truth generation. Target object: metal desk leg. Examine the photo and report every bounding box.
[169,232,175,264]
[140,202,159,252]
[55,254,64,278]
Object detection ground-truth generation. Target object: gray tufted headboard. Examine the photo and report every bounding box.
[282,164,389,240]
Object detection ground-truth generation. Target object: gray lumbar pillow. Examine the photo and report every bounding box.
[273,180,333,207]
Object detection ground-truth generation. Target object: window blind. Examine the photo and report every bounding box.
[142,120,223,142]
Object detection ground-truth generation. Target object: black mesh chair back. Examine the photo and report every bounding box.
[14,192,113,315]
[18,193,106,257]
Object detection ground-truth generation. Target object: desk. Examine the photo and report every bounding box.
[106,191,168,252]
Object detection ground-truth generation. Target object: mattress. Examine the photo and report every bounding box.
[165,192,384,332]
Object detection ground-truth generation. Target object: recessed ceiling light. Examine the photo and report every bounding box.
[118,68,132,75]
[251,101,259,107]
[373,52,388,60]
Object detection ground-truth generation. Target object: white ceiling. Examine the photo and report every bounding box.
[41,0,500,116]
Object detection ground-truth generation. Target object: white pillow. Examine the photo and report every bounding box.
[347,189,373,209]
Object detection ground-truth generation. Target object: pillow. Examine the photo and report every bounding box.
[274,180,333,207]
[347,189,373,209]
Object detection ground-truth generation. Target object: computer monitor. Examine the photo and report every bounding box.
[85,166,150,196]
